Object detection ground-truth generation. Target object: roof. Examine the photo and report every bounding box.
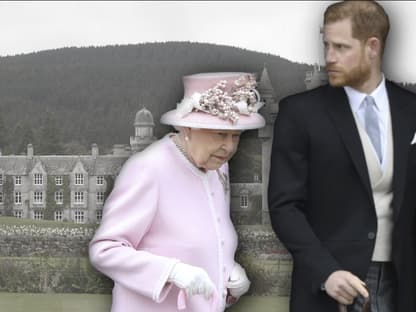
[0,154,128,176]
[134,107,154,126]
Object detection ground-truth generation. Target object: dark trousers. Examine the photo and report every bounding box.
[350,262,396,312]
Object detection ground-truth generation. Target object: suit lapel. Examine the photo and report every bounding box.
[325,86,374,203]
[387,82,414,220]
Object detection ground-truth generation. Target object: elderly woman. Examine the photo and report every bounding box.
[89,72,265,312]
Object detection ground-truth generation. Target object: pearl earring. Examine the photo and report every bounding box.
[185,135,189,141]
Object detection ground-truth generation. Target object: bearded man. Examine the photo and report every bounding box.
[268,1,416,311]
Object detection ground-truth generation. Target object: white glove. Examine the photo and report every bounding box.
[168,262,215,300]
[226,262,250,299]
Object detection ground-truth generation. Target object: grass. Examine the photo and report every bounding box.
[229,295,289,312]
[0,293,289,312]
[0,293,111,312]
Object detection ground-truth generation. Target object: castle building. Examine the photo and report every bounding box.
[305,63,328,90]
[230,66,278,225]
[0,66,324,225]
[258,66,279,224]
[233,64,327,225]
[130,107,156,152]
[0,107,156,223]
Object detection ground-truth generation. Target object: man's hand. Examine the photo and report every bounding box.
[324,270,369,305]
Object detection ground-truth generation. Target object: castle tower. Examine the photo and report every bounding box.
[304,63,328,90]
[130,107,157,153]
[257,65,278,123]
[257,65,279,224]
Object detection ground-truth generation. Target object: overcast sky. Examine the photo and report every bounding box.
[1,1,415,82]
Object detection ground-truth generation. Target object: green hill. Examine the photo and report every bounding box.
[0,42,311,155]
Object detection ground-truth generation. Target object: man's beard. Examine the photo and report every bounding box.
[327,58,371,89]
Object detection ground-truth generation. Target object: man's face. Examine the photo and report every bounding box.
[323,18,371,89]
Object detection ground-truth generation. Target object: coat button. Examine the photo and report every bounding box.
[368,232,376,240]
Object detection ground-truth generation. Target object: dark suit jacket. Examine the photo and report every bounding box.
[267,81,416,312]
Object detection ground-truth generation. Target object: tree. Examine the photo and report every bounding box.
[13,122,35,155]
[0,109,8,152]
[62,141,89,155]
[37,111,63,154]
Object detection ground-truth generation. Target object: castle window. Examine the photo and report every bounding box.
[54,211,63,221]
[75,173,84,185]
[96,192,104,203]
[55,176,63,185]
[15,192,22,204]
[137,127,151,137]
[74,210,85,223]
[0,192,3,204]
[33,210,43,220]
[240,194,248,209]
[34,173,43,185]
[34,191,43,204]
[55,191,63,204]
[96,209,103,222]
[97,176,104,185]
[14,210,23,218]
[15,176,22,185]
[0,174,3,185]
[74,191,84,204]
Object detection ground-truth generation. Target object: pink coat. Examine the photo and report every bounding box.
[89,134,238,312]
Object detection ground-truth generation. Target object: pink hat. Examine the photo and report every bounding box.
[160,72,266,130]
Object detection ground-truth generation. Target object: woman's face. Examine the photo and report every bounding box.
[185,128,242,171]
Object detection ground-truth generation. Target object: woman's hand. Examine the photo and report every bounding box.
[168,262,215,299]
[226,262,250,301]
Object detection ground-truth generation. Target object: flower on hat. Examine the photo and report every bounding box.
[176,93,202,118]
[175,74,264,124]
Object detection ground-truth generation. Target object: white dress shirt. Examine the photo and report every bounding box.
[344,75,390,169]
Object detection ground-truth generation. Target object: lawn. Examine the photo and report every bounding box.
[0,293,289,312]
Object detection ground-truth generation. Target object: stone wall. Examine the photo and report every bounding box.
[236,225,291,257]
[0,224,94,257]
[0,222,292,295]
[235,225,292,296]
[0,256,113,293]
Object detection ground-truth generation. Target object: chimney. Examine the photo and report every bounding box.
[27,144,34,158]
[91,143,99,158]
